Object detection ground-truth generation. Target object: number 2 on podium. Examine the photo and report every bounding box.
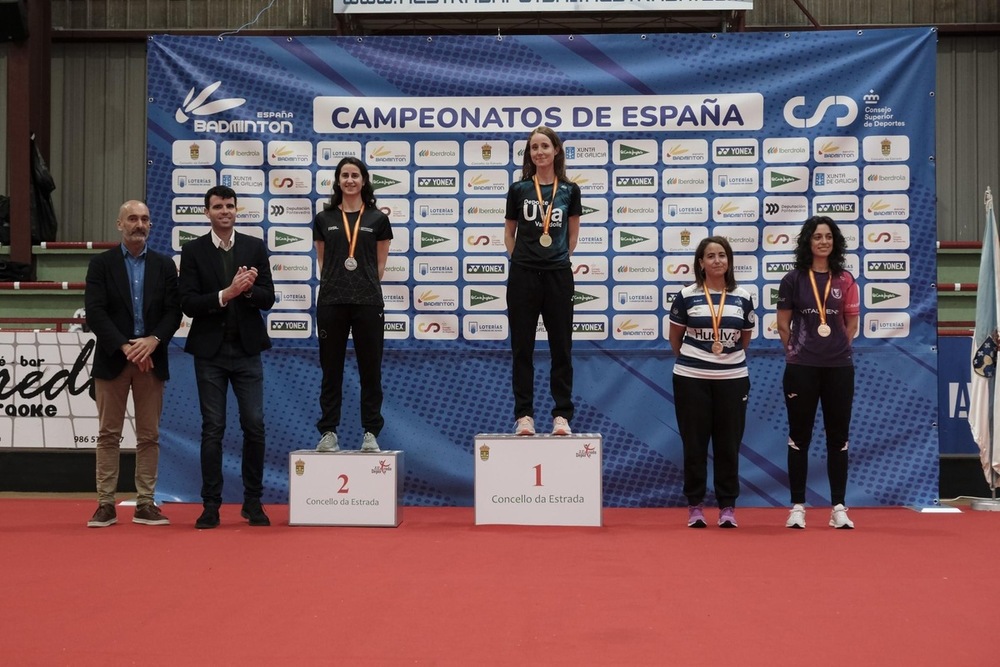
[533,464,543,487]
[338,474,349,494]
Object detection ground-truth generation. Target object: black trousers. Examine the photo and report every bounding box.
[506,264,575,421]
[316,303,385,436]
[783,363,854,506]
[673,374,750,508]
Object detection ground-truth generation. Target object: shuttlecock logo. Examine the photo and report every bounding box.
[175,81,246,123]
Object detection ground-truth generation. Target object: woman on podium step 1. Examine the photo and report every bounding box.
[503,126,582,437]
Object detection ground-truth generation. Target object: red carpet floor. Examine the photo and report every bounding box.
[0,501,994,666]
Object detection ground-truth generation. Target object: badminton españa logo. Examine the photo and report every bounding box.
[175,81,246,124]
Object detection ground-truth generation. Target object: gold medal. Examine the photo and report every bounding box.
[533,176,558,246]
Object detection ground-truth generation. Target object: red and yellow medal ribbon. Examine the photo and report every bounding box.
[532,176,558,237]
[341,204,364,261]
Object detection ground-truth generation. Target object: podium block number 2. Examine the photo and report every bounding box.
[338,474,349,494]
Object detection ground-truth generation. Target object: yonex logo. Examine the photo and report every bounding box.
[175,81,246,124]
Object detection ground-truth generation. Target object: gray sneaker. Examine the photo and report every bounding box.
[316,431,339,453]
[361,432,381,452]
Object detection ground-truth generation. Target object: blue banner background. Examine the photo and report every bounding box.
[148,29,939,507]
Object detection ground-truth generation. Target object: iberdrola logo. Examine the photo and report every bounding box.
[175,81,245,123]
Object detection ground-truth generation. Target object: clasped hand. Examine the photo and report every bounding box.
[123,336,159,373]
[225,265,258,302]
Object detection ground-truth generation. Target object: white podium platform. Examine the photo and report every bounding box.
[474,433,603,527]
[288,450,403,527]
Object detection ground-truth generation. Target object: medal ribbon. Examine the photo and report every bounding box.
[341,204,364,262]
[702,285,727,349]
[808,269,832,328]
[532,176,558,237]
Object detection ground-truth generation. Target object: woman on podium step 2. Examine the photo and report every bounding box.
[312,156,394,453]
[503,126,582,437]
[668,236,755,529]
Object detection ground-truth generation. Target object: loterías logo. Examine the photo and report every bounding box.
[175,81,246,123]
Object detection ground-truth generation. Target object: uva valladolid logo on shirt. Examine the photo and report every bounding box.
[175,81,246,123]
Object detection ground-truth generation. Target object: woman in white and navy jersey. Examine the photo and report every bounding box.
[669,236,755,529]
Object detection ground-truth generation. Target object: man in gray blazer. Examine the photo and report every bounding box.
[84,200,182,527]
[178,185,275,529]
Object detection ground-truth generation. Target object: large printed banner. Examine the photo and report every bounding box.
[145,30,939,507]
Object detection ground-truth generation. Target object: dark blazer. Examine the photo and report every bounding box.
[84,245,182,381]
[178,231,275,358]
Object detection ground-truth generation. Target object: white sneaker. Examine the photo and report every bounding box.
[785,503,806,529]
[514,416,535,436]
[829,503,855,529]
[552,416,572,436]
[361,432,380,452]
[316,431,339,453]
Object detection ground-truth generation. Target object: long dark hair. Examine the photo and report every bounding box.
[328,156,376,209]
[793,215,847,272]
[520,126,568,182]
[693,236,737,290]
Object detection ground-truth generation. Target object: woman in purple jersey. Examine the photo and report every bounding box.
[776,216,860,530]
[669,236,755,528]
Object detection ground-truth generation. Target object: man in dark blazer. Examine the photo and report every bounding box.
[178,184,275,529]
[84,200,182,527]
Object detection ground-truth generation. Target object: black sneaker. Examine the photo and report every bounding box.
[87,503,117,528]
[241,501,270,526]
[133,503,170,526]
[195,506,220,529]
